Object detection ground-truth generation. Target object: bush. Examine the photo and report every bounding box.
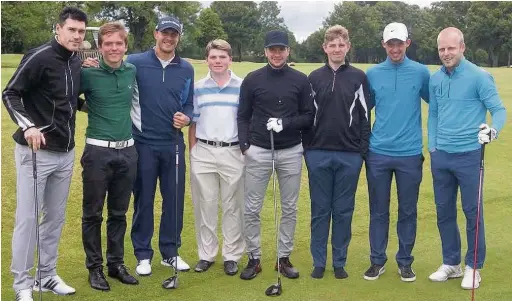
[474,48,488,66]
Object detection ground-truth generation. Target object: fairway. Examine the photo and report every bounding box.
[2,54,511,301]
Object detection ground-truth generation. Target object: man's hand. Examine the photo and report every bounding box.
[478,123,497,145]
[266,118,283,133]
[173,112,191,129]
[24,127,46,151]
[82,57,99,68]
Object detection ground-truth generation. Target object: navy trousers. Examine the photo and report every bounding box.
[305,150,363,268]
[430,148,485,269]
[365,151,423,267]
[131,141,186,261]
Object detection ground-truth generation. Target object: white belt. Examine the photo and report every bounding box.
[86,138,134,149]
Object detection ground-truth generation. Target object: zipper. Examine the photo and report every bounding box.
[65,60,73,152]
[162,68,165,82]
[332,70,336,92]
[394,65,397,91]
[65,71,68,96]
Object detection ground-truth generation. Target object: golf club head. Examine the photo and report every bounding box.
[265,283,282,296]
[162,276,178,289]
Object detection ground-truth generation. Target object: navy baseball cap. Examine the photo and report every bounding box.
[155,16,183,34]
[264,30,289,48]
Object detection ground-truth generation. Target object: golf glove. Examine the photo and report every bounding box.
[267,118,283,133]
[478,123,497,144]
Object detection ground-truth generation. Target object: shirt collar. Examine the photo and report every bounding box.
[265,63,289,74]
[385,55,410,67]
[205,70,239,87]
[51,36,75,60]
[99,58,126,73]
[441,56,467,75]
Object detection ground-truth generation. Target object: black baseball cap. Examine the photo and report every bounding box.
[264,30,289,48]
[155,16,183,34]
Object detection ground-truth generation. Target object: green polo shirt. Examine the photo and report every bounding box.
[80,59,136,141]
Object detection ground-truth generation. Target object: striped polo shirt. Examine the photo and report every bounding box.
[192,70,243,143]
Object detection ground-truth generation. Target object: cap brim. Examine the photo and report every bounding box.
[384,37,407,43]
[157,25,181,34]
[265,43,289,48]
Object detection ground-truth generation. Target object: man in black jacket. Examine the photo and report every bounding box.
[2,7,87,301]
[237,30,315,280]
[304,25,371,280]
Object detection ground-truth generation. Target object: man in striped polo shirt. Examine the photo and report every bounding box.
[188,39,245,276]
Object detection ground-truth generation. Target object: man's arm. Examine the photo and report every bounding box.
[359,76,372,157]
[188,88,200,150]
[237,77,253,154]
[182,71,195,122]
[2,51,43,130]
[427,81,438,151]
[281,76,315,130]
[478,72,507,134]
[420,66,430,103]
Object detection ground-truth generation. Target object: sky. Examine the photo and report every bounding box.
[200,0,434,42]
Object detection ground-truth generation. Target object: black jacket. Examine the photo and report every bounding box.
[2,38,82,152]
[237,64,315,152]
[303,63,372,155]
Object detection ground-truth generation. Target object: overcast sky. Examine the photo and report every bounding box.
[200,1,434,42]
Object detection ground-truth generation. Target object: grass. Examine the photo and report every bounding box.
[1,54,512,301]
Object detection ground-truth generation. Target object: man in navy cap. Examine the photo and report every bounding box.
[126,15,193,277]
[238,30,315,280]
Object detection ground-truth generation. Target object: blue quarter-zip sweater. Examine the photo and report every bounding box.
[127,49,194,148]
[428,58,506,153]
[367,56,430,156]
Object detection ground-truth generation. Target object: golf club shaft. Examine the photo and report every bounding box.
[32,150,43,301]
[270,131,280,283]
[175,127,180,280]
[471,144,485,301]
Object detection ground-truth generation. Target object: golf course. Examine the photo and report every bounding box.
[2,54,511,301]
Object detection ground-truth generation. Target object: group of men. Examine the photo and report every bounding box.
[2,6,506,301]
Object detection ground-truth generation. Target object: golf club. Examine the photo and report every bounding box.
[265,130,282,297]
[471,144,485,301]
[162,130,180,289]
[32,150,43,301]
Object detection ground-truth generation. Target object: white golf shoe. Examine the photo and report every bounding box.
[429,264,464,282]
[15,289,33,301]
[461,266,481,290]
[33,275,75,295]
[161,256,190,271]
[136,259,152,276]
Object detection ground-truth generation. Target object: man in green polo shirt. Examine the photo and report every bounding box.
[79,22,138,291]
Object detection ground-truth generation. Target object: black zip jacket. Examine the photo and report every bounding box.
[237,64,315,152]
[2,38,81,152]
[303,63,372,156]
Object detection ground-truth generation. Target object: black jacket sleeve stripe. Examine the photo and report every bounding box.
[2,45,50,130]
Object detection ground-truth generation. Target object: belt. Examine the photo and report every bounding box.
[86,138,134,149]
[198,139,239,147]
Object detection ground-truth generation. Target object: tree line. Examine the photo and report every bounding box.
[2,1,511,67]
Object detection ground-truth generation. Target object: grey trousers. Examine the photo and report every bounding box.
[11,143,74,291]
[190,142,245,262]
[244,143,303,259]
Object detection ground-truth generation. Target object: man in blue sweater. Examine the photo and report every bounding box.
[427,27,506,290]
[126,16,193,276]
[364,22,430,282]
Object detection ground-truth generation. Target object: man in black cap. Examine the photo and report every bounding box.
[237,30,315,280]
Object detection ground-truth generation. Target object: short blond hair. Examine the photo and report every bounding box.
[324,25,350,44]
[98,22,128,47]
[205,39,232,57]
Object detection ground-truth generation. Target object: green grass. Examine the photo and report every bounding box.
[2,54,512,301]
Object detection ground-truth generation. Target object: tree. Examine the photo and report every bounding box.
[196,8,227,51]
[211,1,261,62]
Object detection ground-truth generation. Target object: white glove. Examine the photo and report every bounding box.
[266,118,283,133]
[478,123,497,144]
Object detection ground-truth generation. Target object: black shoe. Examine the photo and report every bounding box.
[398,265,416,282]
[224,261,238,276]
[334,267,348,279]
[275,257,299,279]
[108,264,139,285]
[240,258,261,280]
[88,268,110,291]
[311,267,325,279]
[363,263,385,280]
[194,260,214,272]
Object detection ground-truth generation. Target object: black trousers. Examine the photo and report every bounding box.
[81,144,138,270]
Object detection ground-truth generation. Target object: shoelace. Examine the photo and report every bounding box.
[280,258,293,267]
[247,259,259,268]
[401,266,413,275]
[369,264,382,274]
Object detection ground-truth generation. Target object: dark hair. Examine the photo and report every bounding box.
[58,7,88,26]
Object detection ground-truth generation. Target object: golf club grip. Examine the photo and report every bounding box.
[480,144,485,168]
[32,150,37,178]
[270,130,275,160]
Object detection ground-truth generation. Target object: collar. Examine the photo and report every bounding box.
[51,37,75,60]
[205,70,239,88]
[384,55,410,67]
[151,47,181,64]
[265,63,289,74]
[441,57,467,76]
[99,58,126,73]
[325,60,350,73]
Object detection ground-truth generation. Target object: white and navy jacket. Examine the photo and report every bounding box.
[2,38,82,152]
